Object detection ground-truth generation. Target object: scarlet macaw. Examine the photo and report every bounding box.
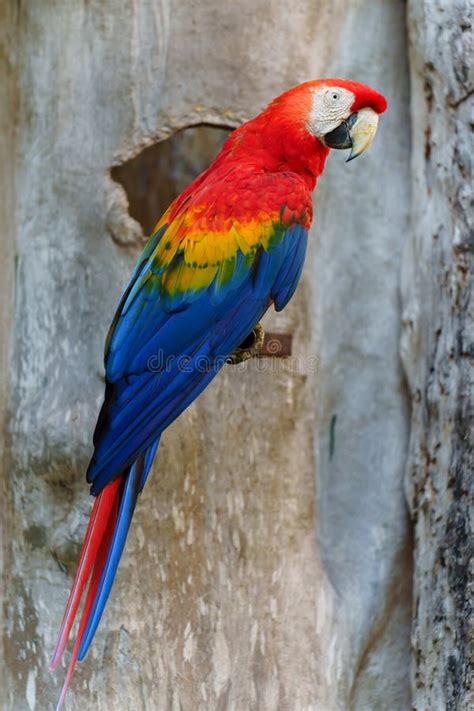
[51,78,387,706]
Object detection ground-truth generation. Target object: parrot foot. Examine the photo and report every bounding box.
[227,322,265,364]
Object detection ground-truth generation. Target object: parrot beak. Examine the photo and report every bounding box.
[323,107,380,162]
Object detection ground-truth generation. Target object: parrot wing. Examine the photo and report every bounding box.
[88,167,311,494]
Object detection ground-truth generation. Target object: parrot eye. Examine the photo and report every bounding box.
[331,91,340,101]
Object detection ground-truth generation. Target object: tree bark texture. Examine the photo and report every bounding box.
[1,0,468,710]
[402,2,473,710]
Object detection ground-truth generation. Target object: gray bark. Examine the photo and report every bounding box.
[402,1,473,710]
[312,3,412,709]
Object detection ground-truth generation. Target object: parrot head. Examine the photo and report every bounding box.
[304,78,387,161]
[224,79,387,188]
[264,78,387,162]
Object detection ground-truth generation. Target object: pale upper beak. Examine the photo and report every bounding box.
[322,107,380,162]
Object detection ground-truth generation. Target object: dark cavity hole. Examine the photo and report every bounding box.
[239,330,257,350]
[111,125,231,236]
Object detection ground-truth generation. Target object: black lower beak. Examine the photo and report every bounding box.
[323,112,358,150]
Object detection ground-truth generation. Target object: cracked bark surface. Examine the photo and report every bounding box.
[403,2,473,709]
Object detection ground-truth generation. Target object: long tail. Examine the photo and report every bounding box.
[51,440,159,710]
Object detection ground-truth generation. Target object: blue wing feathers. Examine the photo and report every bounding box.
[272,226,308,311]
[89,223,307,494]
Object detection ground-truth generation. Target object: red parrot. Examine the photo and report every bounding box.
[51,78,387,706]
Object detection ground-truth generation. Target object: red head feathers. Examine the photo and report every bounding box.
[221,78,387,188]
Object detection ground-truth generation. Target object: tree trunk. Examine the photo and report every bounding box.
[1,1,468,710]
[402,2,473,710]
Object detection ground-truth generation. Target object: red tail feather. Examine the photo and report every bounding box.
[50,478,122,671]
[55,495,119,710]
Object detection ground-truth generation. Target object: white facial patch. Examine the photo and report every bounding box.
[308,86,356,138]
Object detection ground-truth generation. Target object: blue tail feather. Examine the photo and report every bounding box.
[78,461,141,660]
